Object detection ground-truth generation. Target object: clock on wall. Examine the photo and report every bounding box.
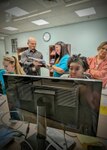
[43,32,51,42]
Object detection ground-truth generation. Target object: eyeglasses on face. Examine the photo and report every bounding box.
[101,47,107,51]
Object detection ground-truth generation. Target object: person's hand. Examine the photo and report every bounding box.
[32,61,42,67]
[46,64,53,70]
[83,72,92,78]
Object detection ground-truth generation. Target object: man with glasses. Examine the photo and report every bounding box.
[21,37,43,75]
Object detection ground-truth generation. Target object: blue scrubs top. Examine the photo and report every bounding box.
[53,54,70,77]
[0,69,6,94]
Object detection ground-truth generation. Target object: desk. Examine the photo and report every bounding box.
[1,121,107,150]
[0,95,107,150]
[0,95,10,125]
[97,89,107,139]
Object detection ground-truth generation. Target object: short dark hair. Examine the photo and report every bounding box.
[67,54,89,71]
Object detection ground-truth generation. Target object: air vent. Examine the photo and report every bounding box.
[38,0,64,7]
[64,0,90,4]
[65,0,90,7]
[43,0,57,2]
[64,0,80,3]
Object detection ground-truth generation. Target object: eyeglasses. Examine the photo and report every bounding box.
[101,47,107,51]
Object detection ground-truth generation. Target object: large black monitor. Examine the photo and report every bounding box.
[3,74,102,149]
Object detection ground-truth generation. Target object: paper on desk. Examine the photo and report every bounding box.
[102,88,107,95]
[100,106,107,115]
[77,134,101,150]
[77,134,99,145]
[100,93,107,115]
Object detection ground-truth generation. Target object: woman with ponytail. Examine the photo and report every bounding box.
[3,55,25,75]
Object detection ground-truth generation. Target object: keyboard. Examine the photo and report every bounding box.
[47,127,76,150]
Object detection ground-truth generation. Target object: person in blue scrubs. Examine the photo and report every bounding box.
[0,69,6,94]
[48,41,70,77]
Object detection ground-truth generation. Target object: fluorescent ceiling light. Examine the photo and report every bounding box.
[14,10,51,21]
[32,19,49,25]
[5,7,29,17]
[75,7,96,17]
[65,0,90,7]
[3,27,18,31]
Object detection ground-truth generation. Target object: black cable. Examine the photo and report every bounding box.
[25,122,30,139]
[21,139,33,150]
[65,132,77,138]
[63,126,68,150]
[0,111,24,130]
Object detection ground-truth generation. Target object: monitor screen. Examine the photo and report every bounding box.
[3,74,102,137]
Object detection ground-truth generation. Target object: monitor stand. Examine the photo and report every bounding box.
[21,129,76,150]
[21,105,76,150]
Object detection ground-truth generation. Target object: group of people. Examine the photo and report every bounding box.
[47,40,107,88]
[0,37,107,94]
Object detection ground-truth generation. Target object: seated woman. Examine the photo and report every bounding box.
[61,54,89,78]
[48,41,70,77]
[1,55,25,94]
[0,69,6,94]
[3,55,25,75]
[86,41,107,88]
[2,55,25,120]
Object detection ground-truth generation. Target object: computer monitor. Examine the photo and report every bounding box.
[3,74,102,149]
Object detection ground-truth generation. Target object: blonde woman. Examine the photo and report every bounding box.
[3,55,25,75]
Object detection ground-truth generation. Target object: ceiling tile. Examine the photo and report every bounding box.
[5,7,29,17]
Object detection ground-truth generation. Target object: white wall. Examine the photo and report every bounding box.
[4,17,107,76]
[0,40,5,68]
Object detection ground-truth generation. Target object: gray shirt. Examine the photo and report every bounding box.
[21,49,43,75]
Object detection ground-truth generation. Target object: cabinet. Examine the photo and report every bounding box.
[49,44,71,76]
[17,47,28,64]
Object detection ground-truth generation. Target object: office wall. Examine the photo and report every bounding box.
[4,17,107,76]
[0,40,5,68]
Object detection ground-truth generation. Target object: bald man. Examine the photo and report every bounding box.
[21,37,43,75]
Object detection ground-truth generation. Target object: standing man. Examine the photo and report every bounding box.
[21,37,43,75]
